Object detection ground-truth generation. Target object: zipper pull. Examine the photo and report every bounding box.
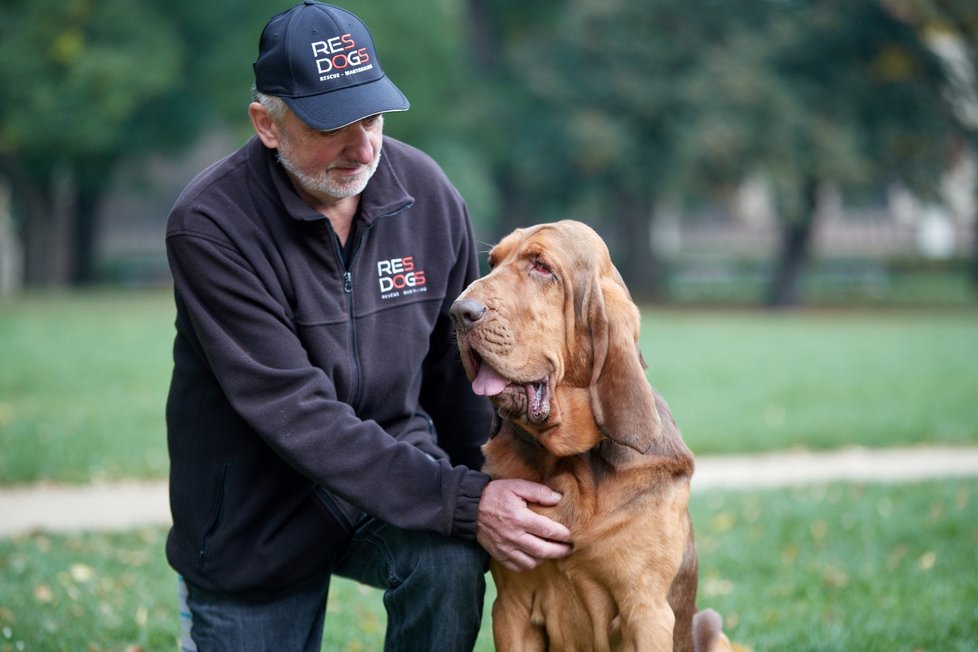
[344,272,353,293]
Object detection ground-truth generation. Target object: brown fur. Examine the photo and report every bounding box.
[452,221,731,652]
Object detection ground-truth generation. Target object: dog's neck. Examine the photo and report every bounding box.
[507,420,546,449]
[497,384,605,457]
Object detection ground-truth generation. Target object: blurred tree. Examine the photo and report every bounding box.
[762,0,952,306]
[463,0,744,299]
[896,0,978,293]
[0,0,175,285]
[676,0,953,306]
[0,0,277,286]
[0,0,484,286]
[4,0,968,299]
[457,0,567,239]
[463,0,958,305]
[343,0,504,229]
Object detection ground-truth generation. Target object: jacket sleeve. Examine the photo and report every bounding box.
[166,225,490,540]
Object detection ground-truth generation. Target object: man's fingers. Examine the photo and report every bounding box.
[484,534,572,572]
[522,510,573,544]
[508,479,563,506]
[517,531,573,560]
[477,479,575,570]
[498,549,536,572]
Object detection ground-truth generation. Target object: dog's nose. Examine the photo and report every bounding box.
[450,299,487,333]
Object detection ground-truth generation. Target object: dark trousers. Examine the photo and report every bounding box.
[180,514,488,651]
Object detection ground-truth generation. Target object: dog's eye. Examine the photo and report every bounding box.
[530,259,553,277]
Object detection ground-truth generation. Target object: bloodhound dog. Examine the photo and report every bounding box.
[451,221,731,651]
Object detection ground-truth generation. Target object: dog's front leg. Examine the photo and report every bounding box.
[618,597,676,652]
[491,567,548,652]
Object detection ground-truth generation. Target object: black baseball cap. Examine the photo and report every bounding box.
[253,1,409,131]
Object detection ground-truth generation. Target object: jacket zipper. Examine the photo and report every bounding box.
[327,202,413,410]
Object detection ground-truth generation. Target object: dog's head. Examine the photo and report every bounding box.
[451,220,661,456]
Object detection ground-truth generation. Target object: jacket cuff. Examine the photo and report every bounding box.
[451,470,491,540]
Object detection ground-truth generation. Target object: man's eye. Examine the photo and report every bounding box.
[362,115,382,128]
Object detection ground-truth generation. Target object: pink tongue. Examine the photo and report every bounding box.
[472,364,509,396]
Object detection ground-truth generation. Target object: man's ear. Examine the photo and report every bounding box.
[249,102,281,149]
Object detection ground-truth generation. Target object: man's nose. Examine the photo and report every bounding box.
[342,123,374,163]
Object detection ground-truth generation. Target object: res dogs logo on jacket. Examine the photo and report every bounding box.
[377,255,427,299]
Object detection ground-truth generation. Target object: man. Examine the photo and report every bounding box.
[165,2,572,650]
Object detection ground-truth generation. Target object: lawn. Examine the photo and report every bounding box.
[0,289,976,650]
[1,290,975,484]
[641,307,978,454]
[1,478,975,651]
[692,479,978,651]
[0,290,174,484]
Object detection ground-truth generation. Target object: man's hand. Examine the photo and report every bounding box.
[476,479,573,571]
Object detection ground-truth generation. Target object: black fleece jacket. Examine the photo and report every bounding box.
[164,135,492,597]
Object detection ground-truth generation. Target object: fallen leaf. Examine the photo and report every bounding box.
[0,403,13,427]
[70,563,95,583]
[702,576,735,598]
[821,564,848,588]
[810,520,827,542]
[887,544,908,570]
[917,551,937,571]
[33,584,54,604]
[780,543,799,564]
[711,512,736,533]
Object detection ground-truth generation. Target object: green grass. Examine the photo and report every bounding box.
[1,290,976,649]
[0,290,174,484]
[641,308,978,455]
[0,526,496,651]
[0,290,975,484]
[692,479,978,651]
[0,528,176,651]
[2,478,974,651]
[665,256,976,307]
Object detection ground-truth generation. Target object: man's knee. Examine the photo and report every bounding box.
[421,535,486,573]
[398,535,487,594]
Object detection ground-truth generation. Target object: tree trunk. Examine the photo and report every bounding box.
[4,163,72,287]
[495,172,534,236]
[618,195,661,302]
[34,165,75,286]
[465,0,497,73]
[0,178,23,294]
[69,184,99,285]
[0,153,53,286]
[972,193,978,297]
[766,179,820,308]
[18,184,54,286]
[69,156,115,286]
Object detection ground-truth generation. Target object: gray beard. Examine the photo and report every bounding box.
[276,143,382,200]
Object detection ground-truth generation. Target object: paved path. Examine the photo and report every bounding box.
[3,446,978,538]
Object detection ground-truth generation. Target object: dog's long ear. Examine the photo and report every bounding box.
[586,264,661,453]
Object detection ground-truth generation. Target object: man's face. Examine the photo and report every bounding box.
[275,112,384,201]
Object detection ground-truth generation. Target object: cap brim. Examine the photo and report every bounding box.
[282,76,409,131]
